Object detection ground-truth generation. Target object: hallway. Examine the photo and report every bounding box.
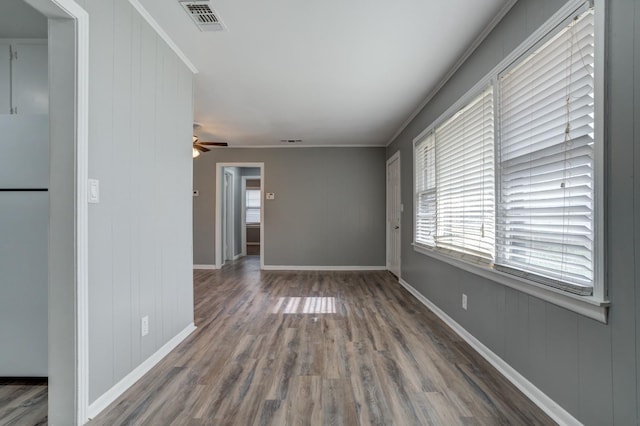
[83,257,552,424]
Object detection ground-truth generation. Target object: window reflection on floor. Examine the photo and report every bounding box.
[272,297,336,314]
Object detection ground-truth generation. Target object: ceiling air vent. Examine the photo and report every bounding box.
[281,139,303,144]
[179,1,225,32]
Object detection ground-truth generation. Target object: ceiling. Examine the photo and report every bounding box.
[140,0,512,147]
[0,0,47,39]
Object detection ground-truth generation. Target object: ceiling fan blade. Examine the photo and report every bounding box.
[197,142,228,147]
[194,145,211,153]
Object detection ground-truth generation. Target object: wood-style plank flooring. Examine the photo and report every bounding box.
[0,379,47,425]
[90,256,554,425]
[0,256,556,425]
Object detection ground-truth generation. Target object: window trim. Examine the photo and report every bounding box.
[412,0,608,322]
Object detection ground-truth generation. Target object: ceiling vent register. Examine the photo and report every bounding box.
[179,0,225,31]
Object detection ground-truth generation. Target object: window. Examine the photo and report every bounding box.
[245,189,261,224]
[413,4,599,298]
[415,87,495,261]
[496,9,595,295]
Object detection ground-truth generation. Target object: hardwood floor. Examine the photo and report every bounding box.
[0,379,47,425]
[0,256,555,425]
[90,256,554,425]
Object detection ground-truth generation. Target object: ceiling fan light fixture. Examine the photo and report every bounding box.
[192,147,201,158]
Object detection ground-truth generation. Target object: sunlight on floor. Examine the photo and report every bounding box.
[272,297,336,314]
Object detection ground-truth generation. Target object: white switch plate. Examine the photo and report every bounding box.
[141,316,149,336]
[88,179,100,203]
[266,192,275,200]
[462,294,468,310]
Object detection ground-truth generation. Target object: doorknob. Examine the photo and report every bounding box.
[394,226,400,229]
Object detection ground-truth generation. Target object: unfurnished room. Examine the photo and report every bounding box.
[0,0,639,425]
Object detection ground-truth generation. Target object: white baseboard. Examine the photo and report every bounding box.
[87,323,197,420]
[397,278,580,426]
[232,254,243,261]
[262,265,386,271]
[193,264,218,270]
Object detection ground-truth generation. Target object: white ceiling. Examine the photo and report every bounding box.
[139,0,511,147]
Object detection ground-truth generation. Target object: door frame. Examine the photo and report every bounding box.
[23,0,89,423]
[215,163,265,269]
[386,151,401,278]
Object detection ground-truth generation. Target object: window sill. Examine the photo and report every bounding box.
[412,243,609,323]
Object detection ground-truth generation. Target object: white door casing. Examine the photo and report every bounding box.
[386,152,401,277]
[215,163,265,269]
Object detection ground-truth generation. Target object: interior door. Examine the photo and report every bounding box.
[387,153,401,277]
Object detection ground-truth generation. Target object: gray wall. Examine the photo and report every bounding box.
[387,0,639,424]
[47,17,77,423]
[74,0,195,404]
[193,148,386,267]
[0,0,47,39]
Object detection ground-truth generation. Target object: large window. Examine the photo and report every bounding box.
[413,4,598,297]
[415,87,495,261]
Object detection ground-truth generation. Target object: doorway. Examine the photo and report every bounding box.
[241,175,261,256]
[15,0,90,423]
[215,163,265,269]
[386,152,401,278]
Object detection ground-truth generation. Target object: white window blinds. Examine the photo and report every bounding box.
[246,189,261,224]
[415,133,436,246]
[435,87,495,260]
[496,9,595,294]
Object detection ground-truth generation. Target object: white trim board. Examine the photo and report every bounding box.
[87,323,197,420]
[262,265,386,271]
[193,264,219,270]
[397,278,581,426]
[128,0,198,74]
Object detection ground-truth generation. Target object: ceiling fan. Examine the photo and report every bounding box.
[193,136,228,158]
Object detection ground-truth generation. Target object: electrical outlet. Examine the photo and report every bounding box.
[141,316,149,337]
[462,294,468,310]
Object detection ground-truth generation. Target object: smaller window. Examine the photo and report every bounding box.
[245,189,261,224]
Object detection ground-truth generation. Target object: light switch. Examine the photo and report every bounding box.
[88,179,100,203]
[266,192,275,200]
[193,190,199,197]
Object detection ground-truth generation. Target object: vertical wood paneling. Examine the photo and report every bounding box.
[635,0,640,420]
[112,0,134,383]
[544,305,579,415]
[129,8,143,375]
[577,316,613,424]
[503,290,529,377]
[136,20,158,364]
[608,0,638,422]
[177,65,194,328]
[87,0,194,404]
[87,0,115,404]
